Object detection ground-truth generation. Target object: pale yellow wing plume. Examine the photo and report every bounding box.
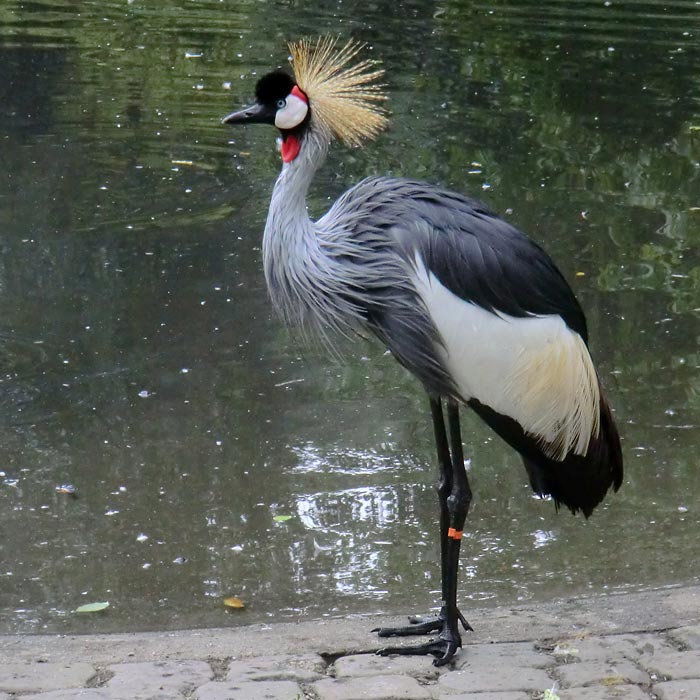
[289,36,389,147]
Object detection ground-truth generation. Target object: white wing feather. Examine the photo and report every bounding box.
[412,253,600,460]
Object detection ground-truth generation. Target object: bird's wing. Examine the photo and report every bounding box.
[323,177,620,513]
[331,177,599,461]
[411,250,600,461]
[367,177,588,339]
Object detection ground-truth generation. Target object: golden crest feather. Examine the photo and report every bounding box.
[289,36,389,147]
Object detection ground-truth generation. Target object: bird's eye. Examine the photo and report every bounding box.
[274,93,308,129]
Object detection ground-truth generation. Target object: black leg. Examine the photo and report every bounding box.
[432,396,453,608]
[438,400,473,663]
[374,397,473,665]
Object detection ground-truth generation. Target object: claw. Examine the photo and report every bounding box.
[457,609,473,632]
[433,640,461,667]
[372,607,472,638]
[372,617,443,638]
[377,636,461,666]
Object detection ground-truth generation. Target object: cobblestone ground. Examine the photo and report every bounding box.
[3,587,700,700]
[1,624,700,700]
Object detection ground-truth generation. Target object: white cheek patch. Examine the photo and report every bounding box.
[274,93,309,129]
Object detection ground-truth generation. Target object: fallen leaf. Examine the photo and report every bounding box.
[170,159,216,171]
[273,514,293,523]
[75,602,110,613]
[601,675,626,686]
[223,597,245,609]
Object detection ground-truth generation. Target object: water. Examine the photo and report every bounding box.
[1,0,699,634]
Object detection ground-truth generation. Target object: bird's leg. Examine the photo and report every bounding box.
[436,396,454,626]
[375,398,472,666]
[437,400,473,662]
[436,400,473,636]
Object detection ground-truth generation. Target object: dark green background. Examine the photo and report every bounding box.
[0,0,698,634]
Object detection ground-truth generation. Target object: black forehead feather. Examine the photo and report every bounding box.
[255,70,296,103]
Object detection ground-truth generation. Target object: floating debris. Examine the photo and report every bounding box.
[75,601,110,613]
[56,484,78,498]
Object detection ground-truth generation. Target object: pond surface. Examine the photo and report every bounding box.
[1,0,699,634]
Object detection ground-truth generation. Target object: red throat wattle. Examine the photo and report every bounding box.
[281,134,301,163]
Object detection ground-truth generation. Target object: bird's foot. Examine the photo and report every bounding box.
[372,608,472,638]
[376,627,462,667]
[373,607,472,667]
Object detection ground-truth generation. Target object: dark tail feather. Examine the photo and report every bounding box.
[469,389,623,518]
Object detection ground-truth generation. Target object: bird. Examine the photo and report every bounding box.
[222,36,623,666]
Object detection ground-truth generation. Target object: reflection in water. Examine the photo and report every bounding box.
[0,0,699,634]
[531,529,557,550]
[292,443,414,476]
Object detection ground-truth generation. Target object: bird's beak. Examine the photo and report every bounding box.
[222,102,274,126]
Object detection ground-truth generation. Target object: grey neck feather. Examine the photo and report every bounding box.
[263,130,327,274]
[262,128,369,345]
[260,128,454,394]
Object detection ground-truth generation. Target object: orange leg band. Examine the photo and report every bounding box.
[447,528,463,540]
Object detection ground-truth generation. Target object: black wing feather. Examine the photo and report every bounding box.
[350,177,588,341]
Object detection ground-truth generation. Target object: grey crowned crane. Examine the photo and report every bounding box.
[223,37,623,666]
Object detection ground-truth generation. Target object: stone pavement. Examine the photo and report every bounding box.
[1,585,699,700]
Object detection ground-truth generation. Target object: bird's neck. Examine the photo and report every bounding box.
[262,130,330,325]
[267,131,328,231]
